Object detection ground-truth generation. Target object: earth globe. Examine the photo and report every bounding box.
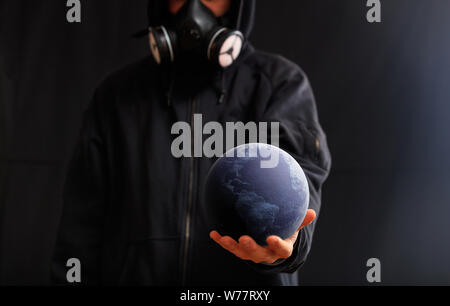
[204,143,310,245]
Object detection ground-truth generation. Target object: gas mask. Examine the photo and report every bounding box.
[148,0,244,68]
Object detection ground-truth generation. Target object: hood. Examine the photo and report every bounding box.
[146,0,255,39]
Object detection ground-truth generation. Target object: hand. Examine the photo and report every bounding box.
[209,209,316,264]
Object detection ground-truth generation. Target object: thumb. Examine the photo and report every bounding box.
[298,209,316,231]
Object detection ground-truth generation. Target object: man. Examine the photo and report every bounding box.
[52,0,331,286]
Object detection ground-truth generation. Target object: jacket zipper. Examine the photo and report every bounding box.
[182,98,196,285]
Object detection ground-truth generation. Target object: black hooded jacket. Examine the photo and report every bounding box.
[52,0,331,286]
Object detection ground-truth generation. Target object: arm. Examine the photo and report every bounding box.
[210,62,332,273]
[51,91,109,285]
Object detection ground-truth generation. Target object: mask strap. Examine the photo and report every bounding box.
[236,0,244,30]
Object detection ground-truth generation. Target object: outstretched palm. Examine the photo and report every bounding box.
[210,209,316,264]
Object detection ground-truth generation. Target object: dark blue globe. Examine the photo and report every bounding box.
[205,143,310,245]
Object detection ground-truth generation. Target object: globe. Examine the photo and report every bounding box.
[205,143,310,245]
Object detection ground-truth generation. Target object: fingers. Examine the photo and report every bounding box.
[238,236,283,263]
[266,236,293,259]
[239,235,258,253]
[209,230,222,243]
[210,231,278,263]
[210,231,240,253]
[211,231,252,261]
[210,230,300,263]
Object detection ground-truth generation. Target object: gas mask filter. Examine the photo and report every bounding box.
[148,0,244,68]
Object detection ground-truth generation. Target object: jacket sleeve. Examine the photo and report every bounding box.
[51,91,109,285]
[249,62,332,274]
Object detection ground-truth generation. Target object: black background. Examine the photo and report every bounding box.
[1,0,450,285]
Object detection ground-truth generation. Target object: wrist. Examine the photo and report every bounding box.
[260,258,287,266]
